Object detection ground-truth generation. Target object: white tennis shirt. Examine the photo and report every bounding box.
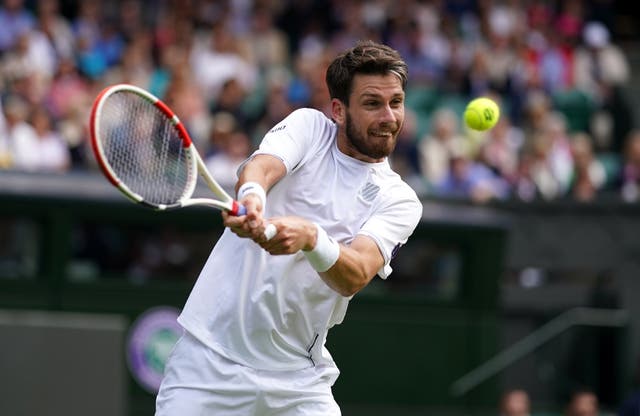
[178,108,422,371]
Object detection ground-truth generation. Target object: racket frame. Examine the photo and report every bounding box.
[90,84,244,215]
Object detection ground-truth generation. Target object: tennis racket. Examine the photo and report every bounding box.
[89,83,276,239]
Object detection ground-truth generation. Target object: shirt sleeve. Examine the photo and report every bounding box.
[358,186,423,279]
[242,108,331,174]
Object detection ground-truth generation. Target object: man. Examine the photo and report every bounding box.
[156,40,422,415]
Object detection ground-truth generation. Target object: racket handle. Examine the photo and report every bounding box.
[230,201,247,216]
[231,203,276,240]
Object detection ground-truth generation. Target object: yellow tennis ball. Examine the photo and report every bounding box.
[464,97,500,131]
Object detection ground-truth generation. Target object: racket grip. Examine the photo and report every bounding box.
[229,201,247,216]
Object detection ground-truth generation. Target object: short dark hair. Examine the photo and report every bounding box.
[325,40,408,104]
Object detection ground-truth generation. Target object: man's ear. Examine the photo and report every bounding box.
[331,98,346,125]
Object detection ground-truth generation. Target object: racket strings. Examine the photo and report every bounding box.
[98,92,194,205]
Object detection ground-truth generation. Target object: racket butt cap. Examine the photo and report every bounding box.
[264,223,277,240]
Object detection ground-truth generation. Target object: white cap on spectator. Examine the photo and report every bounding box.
[583,21,610,48]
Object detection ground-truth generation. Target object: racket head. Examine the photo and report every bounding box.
[89,84,200,210]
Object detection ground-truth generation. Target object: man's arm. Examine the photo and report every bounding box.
[234,154,287,196]
[222,154,286,239]
[258,217,384,297]
[318,235,384,297]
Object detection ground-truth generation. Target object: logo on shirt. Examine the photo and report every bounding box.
[126,306,181,394]
[359,182,380,202]
[269,124,287,134]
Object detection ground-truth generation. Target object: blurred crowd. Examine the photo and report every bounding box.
[0,0,637,203]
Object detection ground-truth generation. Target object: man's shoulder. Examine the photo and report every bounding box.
[288,107,333,123]
[377,167,421,204]
[270,108,334,136]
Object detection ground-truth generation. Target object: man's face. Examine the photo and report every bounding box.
[335,74,405,162]
[568,393,599,416]
[501,390,530,416]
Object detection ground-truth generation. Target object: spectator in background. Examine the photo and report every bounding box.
[29,106,70,172]
[210,77,252,131]
[500,388,531,416]
[102,28,154,88]
[251,70,295,145]
[433,141,510,204]
[567,133,607,202]
[1,94,39,171]
[15,25,57,85]
[36,0,75,69]
[146,42,175,99]
[618,130,640,202]
[71,0,101,49]
[514,106,574,202]
[0,0,35,53]
[565,389,599,416]
[306,53,334,117]
[515,132,562,201]
[205,111,237,157]
[44,56,90,121]
[538,26,575,94]
[1,30,37,91]
[461,48,494,100]
[573,21,632,154]
[418,107,467,190]
[389,107,423,195]
[538,0,583,94]
[236,4,290,76]
[189,19,257,105]
[542,111,575,195]
[521,89,554,143]
[72,1,112,80]
[43,56,92,168]
[0,22,60,106]
[481,0,523,98]
[161,49,209,147]
[389,18,446,87]
[478,114,525,186]
[204,115,252,193]
[328,0,382,55]
[0,98,9,168]
[116,0,146,42]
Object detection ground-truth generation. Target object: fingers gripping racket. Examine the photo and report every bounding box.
[89,83,276,239]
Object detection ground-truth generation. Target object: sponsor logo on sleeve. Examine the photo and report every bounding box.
[269,124,287,134]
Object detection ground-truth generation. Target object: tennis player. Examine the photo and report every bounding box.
[156,40,422,415]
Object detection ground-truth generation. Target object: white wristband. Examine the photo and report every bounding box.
[237,181,266,208]
[303,223,340,272]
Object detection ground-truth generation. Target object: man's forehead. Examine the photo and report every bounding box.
[352,74,404,96]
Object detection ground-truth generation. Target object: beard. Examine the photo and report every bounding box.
[345,112,399,160]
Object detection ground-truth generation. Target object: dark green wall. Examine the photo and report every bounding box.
[0,174,508,415]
